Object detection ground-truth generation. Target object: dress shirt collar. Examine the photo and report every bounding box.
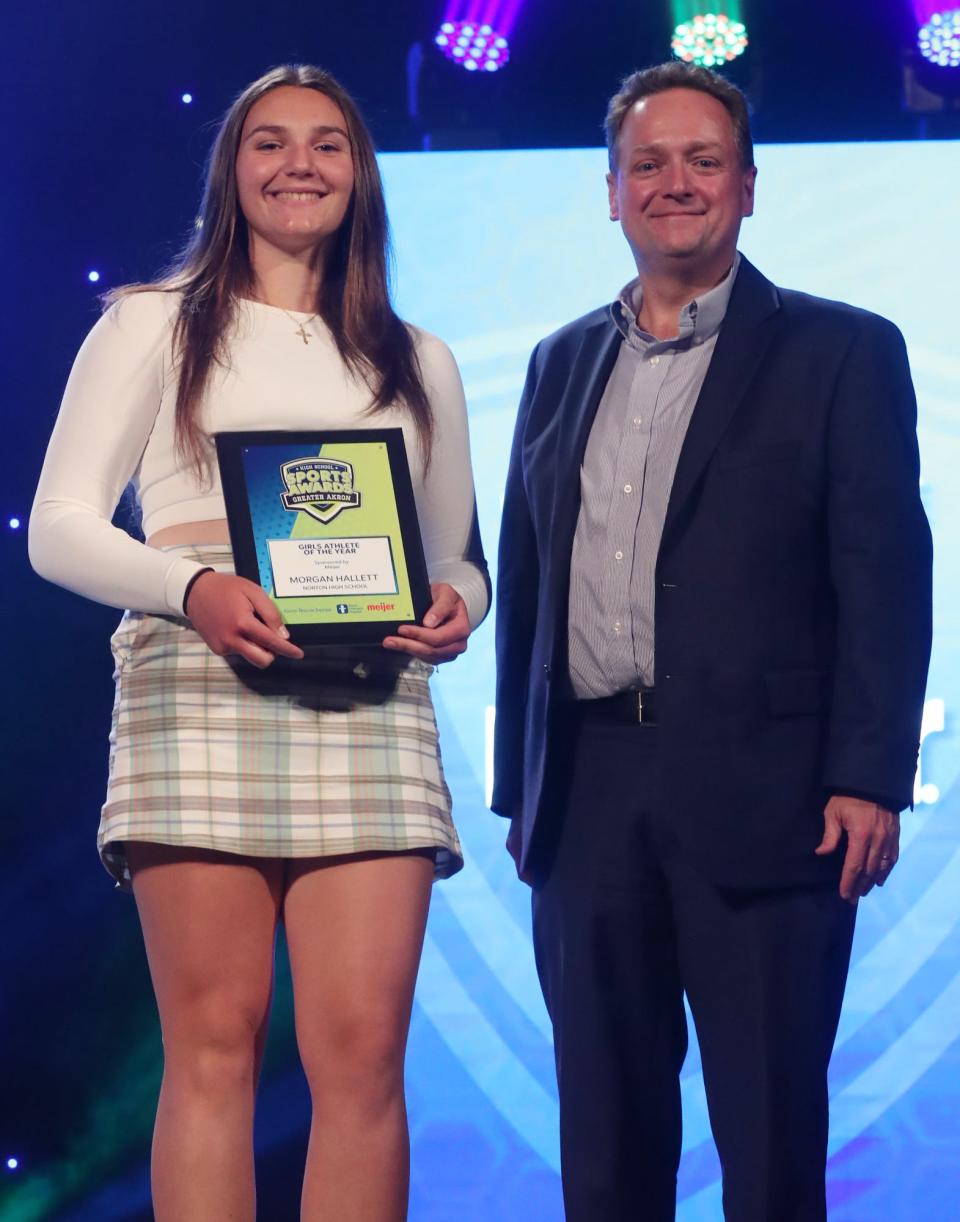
[612,252,741,348]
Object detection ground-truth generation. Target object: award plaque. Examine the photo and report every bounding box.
[215,429,431,645]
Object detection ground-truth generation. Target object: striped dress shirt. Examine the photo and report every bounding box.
[567,256,740,698]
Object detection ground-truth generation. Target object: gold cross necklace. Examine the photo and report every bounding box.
[280,307,320,345]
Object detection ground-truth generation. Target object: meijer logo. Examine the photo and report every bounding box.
[366,601,396,612]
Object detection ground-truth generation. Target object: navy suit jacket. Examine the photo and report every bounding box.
[492,257,933,888]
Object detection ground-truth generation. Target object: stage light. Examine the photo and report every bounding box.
[6,1157,18,1171]
[918,9,960,67]
[181,92,194,104]
[87,270,100,283]
[434,18,511,72]
[671,12,749,67]
[8,517,21,530]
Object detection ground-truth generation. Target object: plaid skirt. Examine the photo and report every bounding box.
[99,546,462,890]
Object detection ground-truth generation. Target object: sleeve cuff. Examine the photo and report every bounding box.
[437,563,491,631]
[827,787,906,814]
[163,556,216,617]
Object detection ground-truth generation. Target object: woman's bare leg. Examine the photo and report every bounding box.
[128,843,283,1222]
[283,850,434,1222]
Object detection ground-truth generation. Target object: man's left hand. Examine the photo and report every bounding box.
[382,582,470,664]
[815,794,900,904]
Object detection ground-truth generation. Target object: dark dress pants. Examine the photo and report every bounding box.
[531,716,856,1222]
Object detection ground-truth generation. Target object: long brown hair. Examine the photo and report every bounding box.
[114,64,432,477]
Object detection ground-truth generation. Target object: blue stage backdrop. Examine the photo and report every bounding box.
[27,140,959,1222]
[382,141,960,1222]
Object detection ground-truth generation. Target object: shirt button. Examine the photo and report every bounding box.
[633,417,642,426]
[614,622,622,633]
[623,484,632,493]
[650,355,660,366]
[615,550,623,560]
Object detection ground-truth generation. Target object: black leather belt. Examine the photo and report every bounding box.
[577,687,658,725]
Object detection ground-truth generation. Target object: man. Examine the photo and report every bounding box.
[493,62,932,1222]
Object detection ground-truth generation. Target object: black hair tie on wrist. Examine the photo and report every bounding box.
[182,566,215,615]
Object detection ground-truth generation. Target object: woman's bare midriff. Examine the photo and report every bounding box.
[147,519,231,548]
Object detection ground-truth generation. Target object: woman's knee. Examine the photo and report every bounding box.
[161,994,267,1098]
[298,1010,408,1105]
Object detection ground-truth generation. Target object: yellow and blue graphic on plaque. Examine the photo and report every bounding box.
[241,440,413,625]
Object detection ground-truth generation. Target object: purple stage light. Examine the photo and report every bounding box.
[917,9,960,66]
[434,0,521,74]
[8,517,21,530]
[87,270,100,283]
[181,92,194,104]
[434,18,511,71]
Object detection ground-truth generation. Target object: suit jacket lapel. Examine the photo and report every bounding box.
[541,316,621,679]
[661,258,781,550]
[551,317,622,544]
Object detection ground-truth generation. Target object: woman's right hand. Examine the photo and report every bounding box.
[185,570,304,668]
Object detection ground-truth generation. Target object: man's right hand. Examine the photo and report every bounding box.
[185,570,305,668]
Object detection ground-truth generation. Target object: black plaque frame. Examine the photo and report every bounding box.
[215,428,431,646]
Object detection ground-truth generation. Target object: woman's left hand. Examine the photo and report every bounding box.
[382,582,470,664]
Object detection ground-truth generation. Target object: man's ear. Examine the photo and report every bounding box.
[607,171,620,222]
[742,165,758,218]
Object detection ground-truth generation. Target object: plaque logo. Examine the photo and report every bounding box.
[279,458,361,525]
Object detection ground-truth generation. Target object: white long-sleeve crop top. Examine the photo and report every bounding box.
[30,291,489,628]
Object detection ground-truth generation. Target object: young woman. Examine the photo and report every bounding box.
[29,64,488,1221]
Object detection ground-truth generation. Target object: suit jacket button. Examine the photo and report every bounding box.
[543,664,551,677]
